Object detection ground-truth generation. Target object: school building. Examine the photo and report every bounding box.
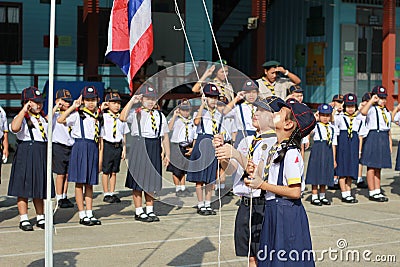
[1,0,400,110]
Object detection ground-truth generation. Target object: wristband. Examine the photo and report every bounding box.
[284,70,289,76]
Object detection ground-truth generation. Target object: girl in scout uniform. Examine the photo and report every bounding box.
[57,86,103,226]
[224,80,259,149]
[187,83,222,216]
[215,96,281,267]
[100,92,129,203]
[52,89,75,208]
[360,86,391,202]
[120,84,170,223]
[0,105,9,186]
[8,86,55,231]
[192,59,234,102]
[335,93,366,203]
[167,99,195,197]
[306,104,337,206]
[244,101,316,267]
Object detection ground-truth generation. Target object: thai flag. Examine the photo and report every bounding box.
[105,0,153,90]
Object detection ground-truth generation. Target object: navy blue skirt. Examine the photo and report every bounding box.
[336,130,359,179]
[8,141,55,199]
[360,130,392,169]
[166,143,190,178]
[125,136,162,192]
[186,134,217,184]
[68,139,99,185]
[234,130,256,148]
[306,141,334,186]
[258,198,315,267]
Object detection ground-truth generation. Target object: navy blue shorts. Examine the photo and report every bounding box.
[102,141,123,174]
[52,143,72,175]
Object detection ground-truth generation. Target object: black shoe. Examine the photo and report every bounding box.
[147,212,160,222]
[197,207,208,216]
[135,212,153,222]
[79,216,94,226]
[103,195,114,203]
[182,190,192,197]
[311,199,322,206]
[58,198,74,208]
[111,195,121,203]
[19,220,34,231]
[36,219,45,229]
[356,181,368,189]
[320,198,331,205]
[342,196,358,203]
[88,216,101,225]
[368,194,386,202]
[205,207,216,215]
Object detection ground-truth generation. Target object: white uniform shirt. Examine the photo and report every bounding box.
[194,109,223,135]
[127,108,169,138]
[233,102,257,132]
[265,147,305,200]
[335,113,368,137]
[257,77,294,100]
[364,105,391,131]
[101,112,130,142]
[312,122,338,146]
[393,111,400,124]
[169,116,196,145]
[11,114,48,142]
[0,106,8,139]
[66,112,98,140]
[220,109,236,141]
[233,133,277,198]
[52,112,75,146]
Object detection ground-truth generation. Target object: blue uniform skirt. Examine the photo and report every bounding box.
[166,143,190,178]
[258,198,315,267]
[336,130,359,179]
[234,130,256,148]
[8,141,55,199]
[305,141,334,186]
[125,136,162,192]
[360,130,392,169]
[186,134,217,184]
[68,139,99,185]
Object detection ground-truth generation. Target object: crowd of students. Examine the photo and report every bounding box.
[0,60,396,266]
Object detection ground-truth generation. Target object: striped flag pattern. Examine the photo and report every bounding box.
[105,0,153,90]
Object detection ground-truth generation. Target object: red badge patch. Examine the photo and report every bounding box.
[294,156,299,163]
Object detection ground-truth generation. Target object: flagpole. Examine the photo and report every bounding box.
[45,0,56,266]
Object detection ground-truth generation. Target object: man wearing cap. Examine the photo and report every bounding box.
[52,89,75,208]
[256,60,301,100]
[286,85,304,103]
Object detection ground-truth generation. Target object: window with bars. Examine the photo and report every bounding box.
[342,0,400,6]
[0,2,22,64]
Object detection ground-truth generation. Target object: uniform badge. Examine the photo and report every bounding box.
[87,87,94,92]
[246,81,252,86]
[148,87,154,91]
[35,90,41,95]
[262,144,268,150]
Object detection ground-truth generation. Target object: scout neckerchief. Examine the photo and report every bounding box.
[320,122,332,145]
[263,140,286,181]
[344,112,357,138]
[82,107,99,143]
[213,78,226,97]
[142,107,157,133]
[262,77,276,95]
[107,110,120,139]
[178,114,191,142]
[29,112,47,141]
[244,101,255,118]
[378,105,389,126]
[208,107,218,135]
